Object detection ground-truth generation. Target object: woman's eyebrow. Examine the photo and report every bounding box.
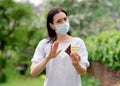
[56,17,67,21]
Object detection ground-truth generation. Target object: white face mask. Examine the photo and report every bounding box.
[55,22,70,35]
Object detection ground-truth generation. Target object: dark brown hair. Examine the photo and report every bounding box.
[46,7,71,43]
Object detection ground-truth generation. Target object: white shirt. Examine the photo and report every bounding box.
[31,37,89,86]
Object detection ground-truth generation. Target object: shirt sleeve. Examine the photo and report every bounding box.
[31,39,46,64]
[79,40,89,67]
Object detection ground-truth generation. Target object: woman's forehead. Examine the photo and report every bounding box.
[53,12,67,22]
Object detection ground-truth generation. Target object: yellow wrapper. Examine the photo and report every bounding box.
[71,45,80,53]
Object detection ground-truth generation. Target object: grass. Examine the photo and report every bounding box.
[81,75,101,86]
[0,60,44,86]
[0,77,44,86]
[0,75,100,86]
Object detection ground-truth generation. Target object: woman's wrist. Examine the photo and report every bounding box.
[45,56,51,61]
[72,62,79,67]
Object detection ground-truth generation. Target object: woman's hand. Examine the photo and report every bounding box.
[70,53,81,66]
[47,41,61,60]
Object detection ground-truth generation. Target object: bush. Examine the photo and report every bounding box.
[85,30,120,71]
[0,72,6,83]
[81,75,101,86]
[0,51,7,83]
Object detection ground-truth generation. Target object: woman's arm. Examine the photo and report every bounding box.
[70,53,87,75]
[30,41,61,77]
[30,56,50,77]
[73,62,87,75]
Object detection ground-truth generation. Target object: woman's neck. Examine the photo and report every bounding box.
[56,34,72,43]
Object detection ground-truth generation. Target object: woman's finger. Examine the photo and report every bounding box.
[70,53,80,62]
[52,41,59,52]
[57,50,62,55]
[74,53,81,61]
[70,53,77,61]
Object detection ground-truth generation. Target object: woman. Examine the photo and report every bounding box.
[30,7,89,86]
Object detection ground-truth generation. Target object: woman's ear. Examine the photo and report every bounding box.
[49,23,55,30]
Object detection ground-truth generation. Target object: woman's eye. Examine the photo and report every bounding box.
[64,18,67,21]
[64,18,66,21]
[57,20,61,23]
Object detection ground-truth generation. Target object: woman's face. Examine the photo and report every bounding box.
[50,12,68,30]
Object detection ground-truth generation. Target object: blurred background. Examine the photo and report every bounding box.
[0,0,120,86]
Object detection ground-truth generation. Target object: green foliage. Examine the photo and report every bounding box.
[0,51,6,69]
[0,0,46,82]
[0,0,46,63]
[0,72,6,83]
[81,75,101,86]
[0,51,6,83]
[0,0,33,51]
[85,30,120,71]
[109,0,120,17]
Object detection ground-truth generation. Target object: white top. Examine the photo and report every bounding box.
[31,37,89,86]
